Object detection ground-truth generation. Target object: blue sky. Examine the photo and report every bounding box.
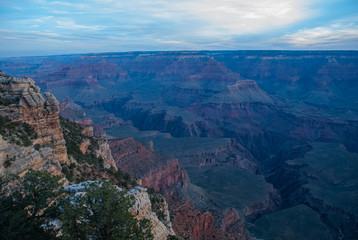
[0,0,357,57]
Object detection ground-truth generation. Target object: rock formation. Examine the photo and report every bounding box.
[166,197,248,240]
[141,159,189,193]
[76,118,106,137]
[65,181,176,240]
[128,186,175,239]
[0,70,67,177]
[96,140,117,170]
[110,138,168,178]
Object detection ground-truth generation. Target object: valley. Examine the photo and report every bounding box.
[1,50,358,239]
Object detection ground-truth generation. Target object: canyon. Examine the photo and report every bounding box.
[0,71,176,239]
[1,50,358,239]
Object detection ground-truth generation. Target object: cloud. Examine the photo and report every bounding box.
[89,0,317,37]
[156,39,183,44]
[55,19,103,31]
[279,23,358,47]
[173,0,316,36]
[49,1,88,9]
[0,29,59,37]
[34,16,54,22]
[2,0,357,56]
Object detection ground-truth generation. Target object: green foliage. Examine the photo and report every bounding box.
[0,170,61,240]
[0,116,38,146]
[62,164,75,182]
[60,117,104,168]
[1,171,154,240]
[60,181,153,240]
[167,235,180,240]
[147,189,166,223]
[4,155,16,168]
[34,143,41,151]
[0,96,13,106]
[103,167,138,189]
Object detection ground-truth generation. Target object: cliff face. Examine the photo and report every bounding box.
[0,71,117,179]
[0,135,62,177]
[141,159,189,193]
[166,197,248,240]
[110,138,190,195]
[110,138,168,179]
[0,70,67,177]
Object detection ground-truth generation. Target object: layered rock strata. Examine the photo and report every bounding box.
[141,159,189,193]
[0,70,67,176]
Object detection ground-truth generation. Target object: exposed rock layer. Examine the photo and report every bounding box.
[0,70,67,177]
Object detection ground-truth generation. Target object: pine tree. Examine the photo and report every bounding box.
[60,181,153,240]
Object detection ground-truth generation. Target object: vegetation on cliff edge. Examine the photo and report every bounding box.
[59,116,136,188]
[0,171,152,240]
[0,115,38,147]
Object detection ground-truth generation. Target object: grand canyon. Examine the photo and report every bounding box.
[1,50,358,239]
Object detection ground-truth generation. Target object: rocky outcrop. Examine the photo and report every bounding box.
[79,139,91,154]
[226,80,274,104]
[20,92,68,164]
[222,209,248,239]
[96,140,117,170]
[64,181,176,240]
[0,135,62,177]
[128,186,175,240]
[76,118,106,137]
[166,197,248,240]
[0,71,67,177]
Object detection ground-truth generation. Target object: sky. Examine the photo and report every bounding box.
[0,0,358,57]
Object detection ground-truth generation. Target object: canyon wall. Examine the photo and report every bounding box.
[0,70,67,177]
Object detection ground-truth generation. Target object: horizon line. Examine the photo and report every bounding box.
[2,49,358,59]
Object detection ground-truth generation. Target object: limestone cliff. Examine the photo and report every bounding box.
[0,70,67,177]
[0,71,117,179]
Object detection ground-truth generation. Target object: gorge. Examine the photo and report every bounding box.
[1,50,358,239]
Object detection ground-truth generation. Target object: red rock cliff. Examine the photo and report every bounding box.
[141,159,189,193]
